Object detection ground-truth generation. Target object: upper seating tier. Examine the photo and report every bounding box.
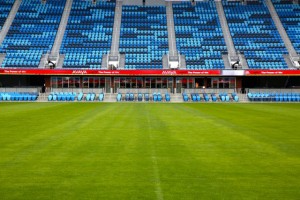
[0,0,14,31]
[119,6,168,69]
[1,0,66,68]
[272,0,300,53]
[60,0,115,69]
[173,2,226,70]
[223,0,288,69]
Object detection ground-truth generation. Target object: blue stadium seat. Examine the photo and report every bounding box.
[77,92,83,101]
[117,93,122,102]
[153,93,158,102]
[144,93,149,101]
[165,93,171,102]
[138,93,143,101]
[129,93,134,101]
[232,93,239,102]
[182,93,189,102]
[157,93,162,102]
[99,93,104,101]
[211,93,217,102]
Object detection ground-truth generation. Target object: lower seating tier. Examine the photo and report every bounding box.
[183,93,239,102]
[248,92,300,102]
[0,92,38,101]
[48,92,105,101]
[117,92,171,102]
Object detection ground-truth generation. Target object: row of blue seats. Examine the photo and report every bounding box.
[0,0,14,30]
[0,0,297,70]
[0,92,38,101]
[48,92,104,101]
[173,2,226,70]
[120,5,168,69]
[223,0,288,69]
[117,93,170,102]
[61,0,115,69]
[273,0,300,52]
[248,92,300,102]
[1,0,66,68]
[183,93,239,102]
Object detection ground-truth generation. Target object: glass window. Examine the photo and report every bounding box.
[125,78,131,88]
[162,78,167,88]
[167,77,173,92]
[95,78,100,88]
[114,77,120,93]
[137,77,143,88]
[150,78,156,88]
[88,78,94,88]
[211,77,236,88]
[188,78,193,88]
[105,77,111,93]
[181,78,187,89]
[229,78,236,88]
[83,77,89,88]
[74,77,80,88]
[57,77,62,88]
[207,78,212,88]
[100,78,106,89]
[145,78,150,88]
[120,77,126,88]
[212,78,218,88]
[131,77,137,88]
[51,77,57,88]
[176,78,182,93]
[157,78,162,88]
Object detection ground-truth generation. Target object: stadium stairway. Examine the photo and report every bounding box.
[166,2,178,58]
[223,0,289,69]
[0,0,21,45]
[0,0,22,67]
[170,93,183,103]
[215,0,238,69]
[45,0,73,69]
[102,0,124,69]
[265,0,300,69]
[103,93,117,102]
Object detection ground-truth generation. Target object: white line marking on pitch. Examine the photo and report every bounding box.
[147,110,164,200]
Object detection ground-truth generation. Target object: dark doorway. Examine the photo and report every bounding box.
[195,78,204,88]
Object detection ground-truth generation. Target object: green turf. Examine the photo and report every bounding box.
[0,103,299,200]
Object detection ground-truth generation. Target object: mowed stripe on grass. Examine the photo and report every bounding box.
[0,103,299,199]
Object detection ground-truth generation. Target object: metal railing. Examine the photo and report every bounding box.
[183,88,236,94]
[0,87,41,93]
[117,88,170,94]
[50,88,104,94]
[247,88,300,94]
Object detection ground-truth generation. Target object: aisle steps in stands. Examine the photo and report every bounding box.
[266,0,300,68]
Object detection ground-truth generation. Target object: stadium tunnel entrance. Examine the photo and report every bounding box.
[0,75,46,91]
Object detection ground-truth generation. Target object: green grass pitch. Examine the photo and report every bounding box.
[0,103,300,200]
